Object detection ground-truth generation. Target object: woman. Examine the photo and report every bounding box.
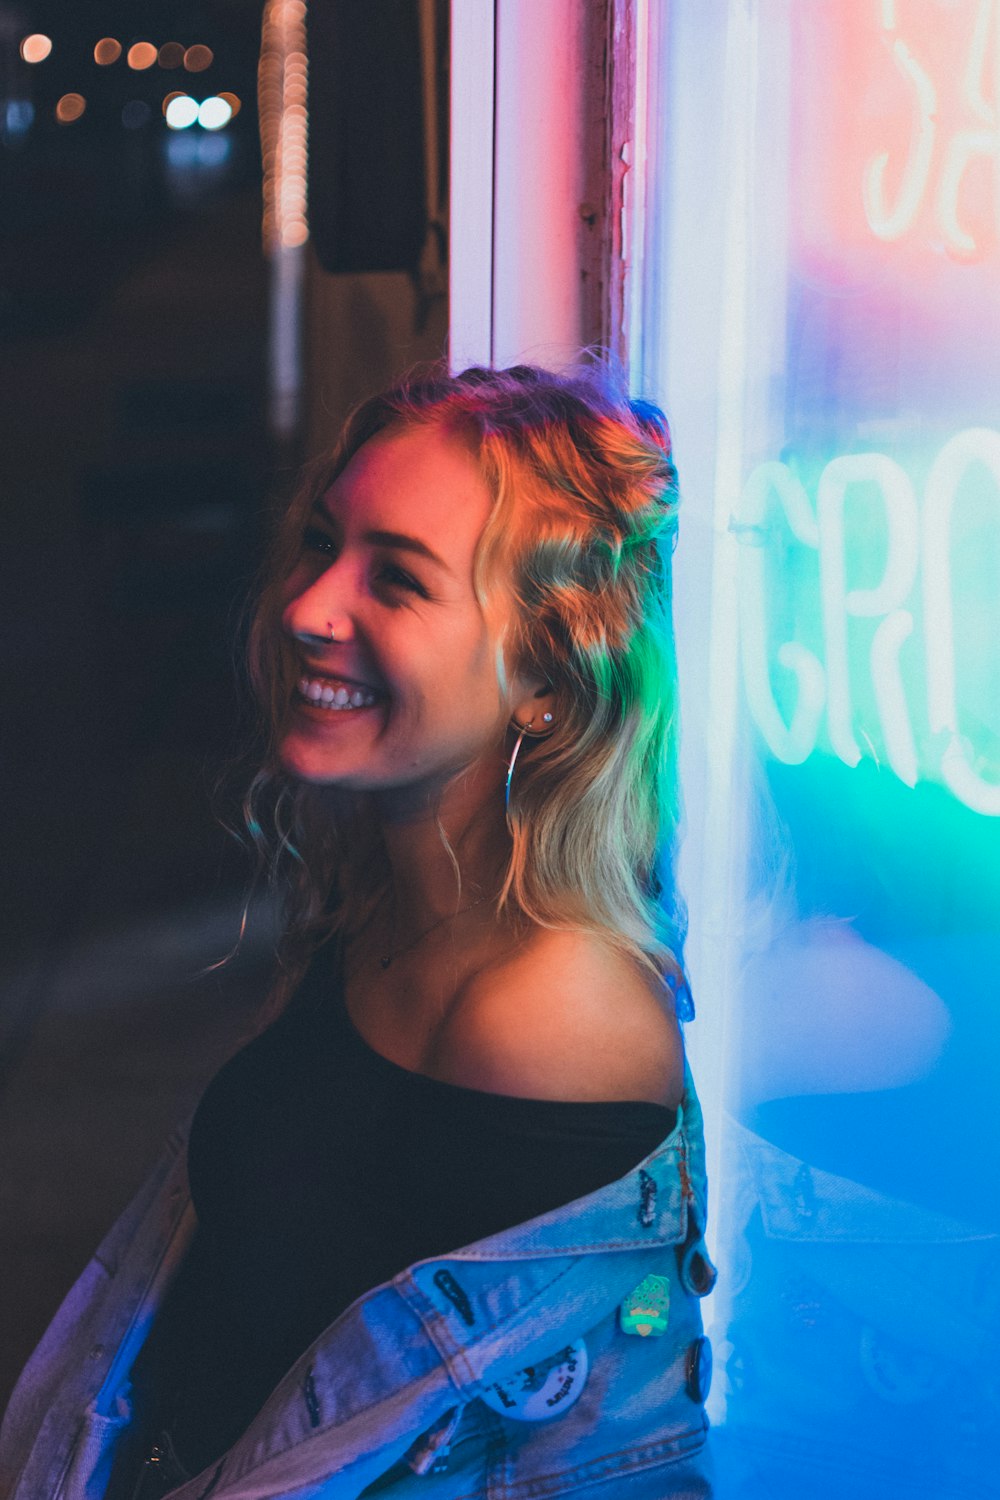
[0,364,716,1499]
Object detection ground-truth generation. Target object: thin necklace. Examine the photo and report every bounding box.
[379,891,492,969]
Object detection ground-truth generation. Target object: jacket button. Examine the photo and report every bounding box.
[685,1336,712,1404]
[89,1343,104,1360]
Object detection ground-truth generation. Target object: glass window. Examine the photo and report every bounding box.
[638,4,1000,1494]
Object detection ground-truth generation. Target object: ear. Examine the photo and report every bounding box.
[510,677,557,733]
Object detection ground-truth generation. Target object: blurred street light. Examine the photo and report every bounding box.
[184,46,214,73]
[20,34,53,63]
[127,43,158,71]
[56,93,86,123]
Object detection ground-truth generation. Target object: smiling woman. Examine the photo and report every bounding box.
[246,365,692,1010]
[0,363,716,1500]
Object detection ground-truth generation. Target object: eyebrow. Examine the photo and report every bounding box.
[310,502,451,574]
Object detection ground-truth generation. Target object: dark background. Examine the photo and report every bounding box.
[0,0,449,1406]
[0,0,277,1402]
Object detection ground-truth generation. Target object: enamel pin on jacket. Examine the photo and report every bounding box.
[0,1061,716,1500]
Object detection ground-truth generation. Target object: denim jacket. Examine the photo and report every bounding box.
[0,1059,716,1500]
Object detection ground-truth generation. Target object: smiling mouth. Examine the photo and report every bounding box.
[297,675,380,711]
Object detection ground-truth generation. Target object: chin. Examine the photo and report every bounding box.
[277,733,345,785]
[279,739,391,794]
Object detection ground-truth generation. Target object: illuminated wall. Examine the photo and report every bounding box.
[640,3,1000,1495]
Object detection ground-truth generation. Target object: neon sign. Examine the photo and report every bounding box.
[735,428,1000,816]
[863,0,1000,255]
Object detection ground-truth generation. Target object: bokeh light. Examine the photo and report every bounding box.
[157,42,185,69]
[218,91,242,119]
[20,34,52,64]
[55,93,86,124]
[198,96,232,131]
[260,0,309,251]
[5,100,35,136]
[127,43,157,71]
[162,91,186,116]
[94,38,122,66]
[122,100,152,130]
[165,94,199,130]
[166,130,231,170]
[183,45,214,73]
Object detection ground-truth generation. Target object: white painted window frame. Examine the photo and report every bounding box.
[449,0,629,374]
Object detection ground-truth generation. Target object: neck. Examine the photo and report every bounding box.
[374,753,511,923]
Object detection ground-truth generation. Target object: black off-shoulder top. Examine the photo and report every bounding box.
[134,943,678,1475]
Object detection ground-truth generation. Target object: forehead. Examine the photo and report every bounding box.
[324,423,491,548]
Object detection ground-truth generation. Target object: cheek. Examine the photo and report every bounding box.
[467,633,507,719]
[384,644,504,747]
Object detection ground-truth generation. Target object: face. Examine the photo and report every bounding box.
[279,423,518,811]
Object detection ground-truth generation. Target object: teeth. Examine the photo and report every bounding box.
[298,676,378,711]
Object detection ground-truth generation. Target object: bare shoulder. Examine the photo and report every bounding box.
[428,926,685,1108]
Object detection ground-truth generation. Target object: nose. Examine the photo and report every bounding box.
[282,562,355,647]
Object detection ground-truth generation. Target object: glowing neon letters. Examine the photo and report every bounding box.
[863,0,1000,254]
[735,429,1000,816]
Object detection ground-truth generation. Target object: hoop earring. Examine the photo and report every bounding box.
[505,723,530,812]
[504,714,556,812]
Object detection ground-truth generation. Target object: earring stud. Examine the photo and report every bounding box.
[328,624,337,642]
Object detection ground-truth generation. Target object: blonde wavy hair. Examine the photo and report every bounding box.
[242,362,690,1014]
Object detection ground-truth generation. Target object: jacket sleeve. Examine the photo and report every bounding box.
[0,1125,193,1500]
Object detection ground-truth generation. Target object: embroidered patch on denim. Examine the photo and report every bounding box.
[302,1365,321,1428]
[432,1267,475,1326]
[620,1273,671,1337]
[637,1168,657,1227]
[677,1141,693,1202]
[406,1405,465,1476]
[480,1340,589,1421]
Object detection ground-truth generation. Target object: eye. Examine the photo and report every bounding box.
[302,526,338,558]
[377,562,427,597]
